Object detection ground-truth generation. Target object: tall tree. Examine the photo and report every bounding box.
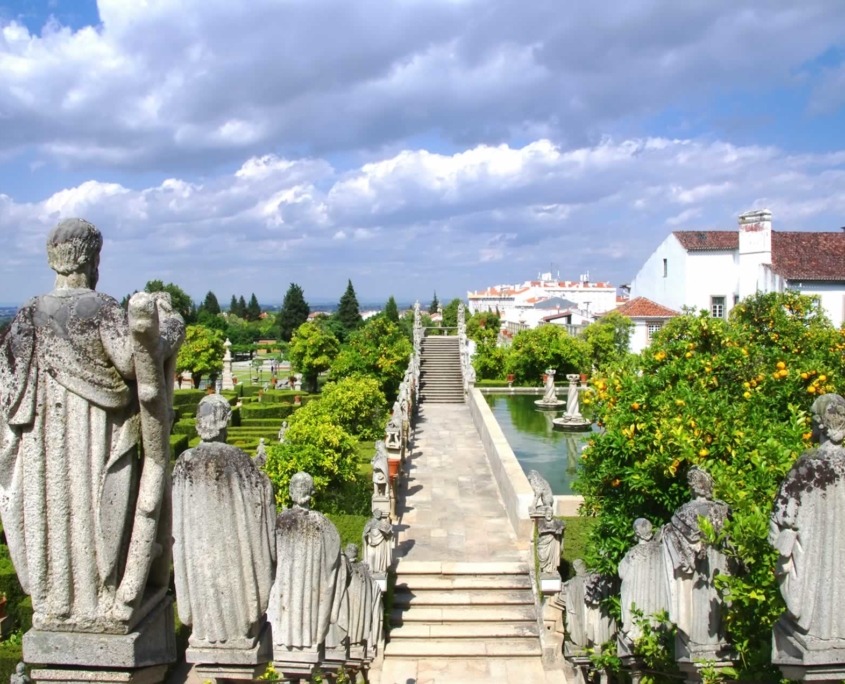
[176,324,225,388]
[429,291,440,314]
[384,295,400,323]
[229,295,239,315]
[237,295,248,318]
[200,291,221,315]
[336,279,362,333]
[279,283,310,342]
[288,322,340,392]
[144,280,196,323]
[441,298,462,331]
[247,293,261,321]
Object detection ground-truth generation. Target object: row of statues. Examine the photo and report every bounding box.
[177,395,385,680]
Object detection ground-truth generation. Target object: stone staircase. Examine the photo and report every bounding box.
[419,336,464,404]
[385,561,541,659]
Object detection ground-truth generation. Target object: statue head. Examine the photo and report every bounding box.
[46,218,102,288]
[15,663,25,676]
[687,466,714,499]
[812,393,845,445]
[573,559,587,576]
[195,394,232,442]
[345,543,359,562]
[290,471,314,508]
[372,508,387,520]
[544,507,554,521]
[633,517,653,541]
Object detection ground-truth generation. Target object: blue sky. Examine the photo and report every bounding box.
[1,0,844,306]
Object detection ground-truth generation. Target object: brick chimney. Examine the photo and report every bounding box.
[737,209,772,300]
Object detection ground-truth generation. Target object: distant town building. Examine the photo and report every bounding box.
[630,210,845,327]
[468,272,617,334]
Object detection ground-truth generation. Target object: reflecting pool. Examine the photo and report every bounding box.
[484,393,596,495]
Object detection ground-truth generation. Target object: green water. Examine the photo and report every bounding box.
[484,393,596,495]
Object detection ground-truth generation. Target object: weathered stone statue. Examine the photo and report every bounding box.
[662,467,731,661]
[528,469,554,515]
[363,509,393,576]
[0,219,183,666]
[563,559,590,654]
[254,437,268,468]
[172,394,276,656]
[9,663,29,684]
[537,509,565,576]
[342,545,374,654]
[618,518,667,655]
[372,442,389,498]
[278,419,288,443]
[269,472,341,663]
[584,573,617,648]
[770,393,845,680]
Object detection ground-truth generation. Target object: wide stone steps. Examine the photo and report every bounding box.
[418,337,465,403]
[386,561,541,659]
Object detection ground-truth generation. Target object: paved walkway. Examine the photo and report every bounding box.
[393,403,525,563]
[372,404,571,684]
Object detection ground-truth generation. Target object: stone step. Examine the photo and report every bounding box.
[389,622,540,639]
[392,589,534,608]
[390,603,537,625]
[396,574,531,590]
[395,561,529,574]
[383,637,542,658]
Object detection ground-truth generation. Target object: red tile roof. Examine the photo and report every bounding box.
[614,297,679,319]
[673,231,738,251]
[772,232,845,281]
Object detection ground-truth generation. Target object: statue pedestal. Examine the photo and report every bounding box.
[675,639,735,683]
[24,596,176,679]
[187,620,272,681]
[273,644,324,679]
[773,619,845,682]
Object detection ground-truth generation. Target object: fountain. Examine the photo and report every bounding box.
[553,374,592,431]
[534,368,566,409]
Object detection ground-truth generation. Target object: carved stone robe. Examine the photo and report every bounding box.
[619,535,667,644]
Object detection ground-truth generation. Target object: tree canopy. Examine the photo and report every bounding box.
[246,293,261,321]
[144,280,196,324]
[384,295,400,323]
[506,324,590,383]
[429,291,440,314]
[199,291,221,316]
[441,298,462,331]
[288,321,340,391]
[278,283,310,342]
[580,310,634,370]
[335,279,362,335]
[176,324,225,387]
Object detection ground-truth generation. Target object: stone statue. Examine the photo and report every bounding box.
[662,466,731,657]
[278,419,288,443]
[528,469,554,515]
[172,394,276,649]
[770,393,845,673]
[269,472,342,651]
[372,441,389,497]
[0,219,184,633]
[363,509,393,576]
[618,518,667,653]
[565,374,582,419]
[542,369,557,403]
[255,437,268,468]
[342,544,374,651]
[9,663,29,684]
[537,509,565,576]
[584,573,617,647]
[563,559,589,652]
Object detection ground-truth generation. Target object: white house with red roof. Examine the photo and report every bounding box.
[467,272,617,333]
[630,210,845,327]
[612,297,680,353]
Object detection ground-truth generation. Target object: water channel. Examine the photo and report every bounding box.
[484,393,597,495]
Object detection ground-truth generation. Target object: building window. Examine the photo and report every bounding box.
[733,294,739,306]
[662,258,668,278]
[711,296,725,319]
[647,321,663,339]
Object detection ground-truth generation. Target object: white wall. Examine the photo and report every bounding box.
[790,282,845,328]
[684,251,739,316]
[629,321,651,354]
[630,235,688,311]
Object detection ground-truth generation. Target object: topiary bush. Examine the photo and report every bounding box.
[318,377,387,441]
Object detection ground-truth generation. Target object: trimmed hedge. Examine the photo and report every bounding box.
[0,642,23,683]
[170,433,190,460]
[325,514,369,550]
[239,403,298,420]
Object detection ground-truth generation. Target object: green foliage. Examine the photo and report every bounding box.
[506,325,590,383]
[279,283,310,342]
[467,311,500,346]
[384,296,400,323]
[325,513,369,546]
[263,402,358,508]
[472,343,508,381]
[170,433,190,459]
[581,310,633,370]
[628,609,679,683]
[229,294,241,316]
[199,291,221,315]
[336,279,362,336]
[246,293,261,321]
[319,377,387,440]
[329,317,413,401]
[576,292,845,678]
[288,322,340,392]
[144,279,196,323]
[176,324,225,387]
[560,516,597,579]
[429,291,439,314]
[441,298,462,331]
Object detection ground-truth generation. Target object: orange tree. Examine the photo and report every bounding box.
[575,291,845,677]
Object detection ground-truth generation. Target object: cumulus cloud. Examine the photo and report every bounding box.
[3,137,845,305]
[1,0,844,171]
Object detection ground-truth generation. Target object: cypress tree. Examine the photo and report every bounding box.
[279,283,310,342]
[201,291,221,315]
[429,291,440,314]
[384,295,400,323]
[237,295,248,318]
[336,279,362,332]
[247,293,261,321]
[229,295,239,315]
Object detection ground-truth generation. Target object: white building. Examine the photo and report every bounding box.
[611,297,679,354]
[468,272,617,333]
[630,210,845,327]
